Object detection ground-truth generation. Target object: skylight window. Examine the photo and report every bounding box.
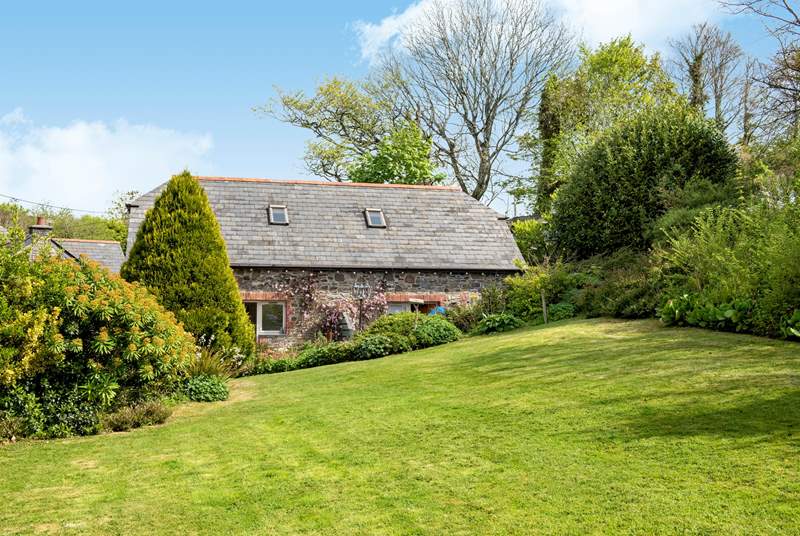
[269,205,289,225]
[365,208,386,228]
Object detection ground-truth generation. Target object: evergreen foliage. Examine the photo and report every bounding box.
[0,227,196,438]
[521,36,679,214]
[534,75,562,215]
[121,171,254,356]
[552,104,738,258]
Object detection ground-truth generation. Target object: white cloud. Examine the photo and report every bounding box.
[555,0,720,51]
[353,0,722,62]
[353,0,438,63]
[0,109,213,213]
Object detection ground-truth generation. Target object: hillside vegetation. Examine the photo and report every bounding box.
[2,319,799,534]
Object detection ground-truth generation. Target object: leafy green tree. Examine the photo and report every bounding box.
[348,122,444,185]
[50,213,126,245]
[552,103,738,258]
[264,77,399,181]
[521,36,679,213]
[121,171,255,355]
[0,189,138,251]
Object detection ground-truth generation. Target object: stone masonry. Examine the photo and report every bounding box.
[234,267,510,347]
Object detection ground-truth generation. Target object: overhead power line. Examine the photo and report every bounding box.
[0,192,107,215]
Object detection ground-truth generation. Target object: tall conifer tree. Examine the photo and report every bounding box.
[122,171,255,355]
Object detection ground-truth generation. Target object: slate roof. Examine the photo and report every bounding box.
[127,177,523,271]
[52,238,126,274]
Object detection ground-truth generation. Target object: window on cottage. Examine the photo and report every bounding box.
[365,208,386,228]
[244,301,286,336]
[387,302,411,314]
[269,205,289,225]
[260,302,285,334]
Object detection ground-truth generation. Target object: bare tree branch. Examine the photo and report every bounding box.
[374,0,573,201]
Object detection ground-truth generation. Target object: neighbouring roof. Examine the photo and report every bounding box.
[127,177,522,271]
[52,238,126,274]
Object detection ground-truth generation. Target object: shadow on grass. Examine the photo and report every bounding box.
[453,319,800,441]
[618,390,800,440]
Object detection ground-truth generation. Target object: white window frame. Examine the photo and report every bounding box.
[364,208,386,228]
[387,302,411,314]
[252,301,286,336]
[268,205,289,225]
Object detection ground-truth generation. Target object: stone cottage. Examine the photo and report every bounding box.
[126,177,522,346]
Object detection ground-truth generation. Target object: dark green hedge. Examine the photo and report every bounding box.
[552,104,737,258]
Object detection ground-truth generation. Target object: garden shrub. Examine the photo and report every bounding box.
[511,219,549,265]
[781,310,800,340]
[121,171,255,357]
[293,341,355,369]
[351,333,412,360]
[547,302,576,322]
[246,355,298,375]
[100,399,172,432]
[659,193,800,338]
[570,250,668,319]
[648,177,741,246]
[552,103,738,258]
[478,285,507,316]
[472,313,524,335]
[364,311,461,349]
[0,229,196,438]
[252,313,461,375]
[363,312,420,342]
[445,285,507,333]
[185,375,229,402]
[445,302,483,333]
[505,261,575,320]
[0,412,23,441]
[187,347,233,379]
[410,315,461,347]
[238,346,299,376]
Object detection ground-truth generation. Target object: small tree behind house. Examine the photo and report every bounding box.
[121,171,255,356]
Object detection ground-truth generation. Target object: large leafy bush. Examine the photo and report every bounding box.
[505,262,575,320]
[552,104,738,258]
[362,312,461,349]
[122,171,255,357]
[411,315,462,347]
[185,375,229,402]
[0,229,196,438]
[445,286,507,333]
[472,313,523,335]
[659,193,800,338]
[569,250,668,319]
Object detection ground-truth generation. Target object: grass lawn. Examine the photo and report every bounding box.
[2,318,800,535]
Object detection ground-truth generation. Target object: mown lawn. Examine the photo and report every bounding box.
[2,318,800,535]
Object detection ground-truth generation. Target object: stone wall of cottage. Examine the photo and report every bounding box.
[233,267,512,348]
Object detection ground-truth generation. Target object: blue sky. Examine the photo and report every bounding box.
[0,0,774,213]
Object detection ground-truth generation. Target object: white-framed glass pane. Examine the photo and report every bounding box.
[388,302,410,314]
[260,302,285,334]
[269,206,288,225]
[366,209,385,227]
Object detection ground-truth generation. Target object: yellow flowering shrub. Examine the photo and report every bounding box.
[0,228,196,437]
